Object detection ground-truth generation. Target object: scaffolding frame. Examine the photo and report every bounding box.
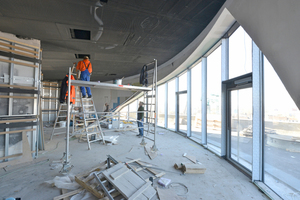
[61,59,158,173]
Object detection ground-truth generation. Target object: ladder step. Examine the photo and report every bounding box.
[143,136,154,141]
[108,188,116,193]
[86,132,101,135]
[57,116,67,118]
[145,130,155,134]
[90,138,103,143]
[53,132,65,135]
[82,111,96,114]
[83,105,94,107]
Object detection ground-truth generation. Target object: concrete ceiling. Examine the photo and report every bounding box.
[0,0,225,82]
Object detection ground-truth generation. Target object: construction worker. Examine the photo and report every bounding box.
[76,56,92,98]
[137,101,144,137]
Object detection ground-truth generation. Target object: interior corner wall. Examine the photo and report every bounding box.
[90,88,134,112]
[226,0,300,109]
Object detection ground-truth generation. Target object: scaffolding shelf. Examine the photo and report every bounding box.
[71,80,152,91]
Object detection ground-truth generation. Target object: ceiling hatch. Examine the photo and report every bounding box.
[70,29,91,40]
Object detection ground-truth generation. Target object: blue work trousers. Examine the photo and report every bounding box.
[137,118,144,136]
[80,69,92,97]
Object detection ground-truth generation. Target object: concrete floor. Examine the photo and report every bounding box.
[0,126,269,200]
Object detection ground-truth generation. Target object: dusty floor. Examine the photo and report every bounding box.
[0,126,269,200]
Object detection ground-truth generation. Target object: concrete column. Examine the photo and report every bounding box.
[201,58,207,145]
[252,41,264,182]
[221,38,229,157]
[165,83,168,128]
[187,69,192,137]
[175,77,179,132]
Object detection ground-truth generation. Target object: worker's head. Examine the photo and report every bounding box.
[139,101,144,106]
[83,56,89,60]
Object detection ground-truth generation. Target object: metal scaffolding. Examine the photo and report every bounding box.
[61,59,158,173]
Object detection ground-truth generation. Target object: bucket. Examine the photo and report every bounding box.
[58,121,66,127]
[113,79,122,85]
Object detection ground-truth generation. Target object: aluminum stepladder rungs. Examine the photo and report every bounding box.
[51,103,74,140]
[93,173,115,200]
[79,96,105,150]
[140,59,158,152]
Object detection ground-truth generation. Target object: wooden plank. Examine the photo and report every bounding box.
[102,164,137,198]
[0,128,36,135]
[0,36,40,49]
[0,153,22,160]
[0,83,37,90]
[61,189,70,200]
[75,176,104,199]
[53,188,84,200]
[0,46,38,58]
[0,41,38,54]
[182,163,206,174]
[0,95,37,99]
[184,155,197,164]
[128,182,151,200]
[0,58,38,68]
[0,131,33,168]
[126,158,141,164]
[141,187,157,199]
[135,160,164,177]
[122,169,145,188]
[144,145,157,160]
[110,167,130,180]
[0,118,37,124]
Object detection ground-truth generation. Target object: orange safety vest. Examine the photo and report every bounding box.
[76,59,92,73]
[65,75,76,104]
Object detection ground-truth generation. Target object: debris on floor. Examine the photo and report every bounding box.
[158,177,171,187]
[48,155,163,200]
[174,153,206,174]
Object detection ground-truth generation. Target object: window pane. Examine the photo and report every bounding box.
[179,72,187,91]
[168,79,176,130]
[264,56,300,199]
[229,27,252,79]
[158,85,165,127]
[191,62,202,139]
[207,46,222,154]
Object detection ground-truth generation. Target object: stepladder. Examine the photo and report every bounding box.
[51,103,73,140]
[76,96,105,149]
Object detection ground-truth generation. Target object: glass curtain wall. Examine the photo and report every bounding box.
[178,72,187,133]
[207,46,222,153]
[229,27,252,79]
[167,79,176,130]
[191,62,202,139]
[158,85,165,127]
[264,56,300,199]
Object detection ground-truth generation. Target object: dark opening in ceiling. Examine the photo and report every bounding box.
[70,29,91,40]
[75,54,91,59]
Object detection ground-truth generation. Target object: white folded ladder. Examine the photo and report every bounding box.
[78,96,105,149]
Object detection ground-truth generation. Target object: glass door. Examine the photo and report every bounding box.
[229,87,253,171]
[179,93,187,133]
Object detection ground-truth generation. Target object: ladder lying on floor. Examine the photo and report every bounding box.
[50,103,73,140]
[77,95,105,149]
